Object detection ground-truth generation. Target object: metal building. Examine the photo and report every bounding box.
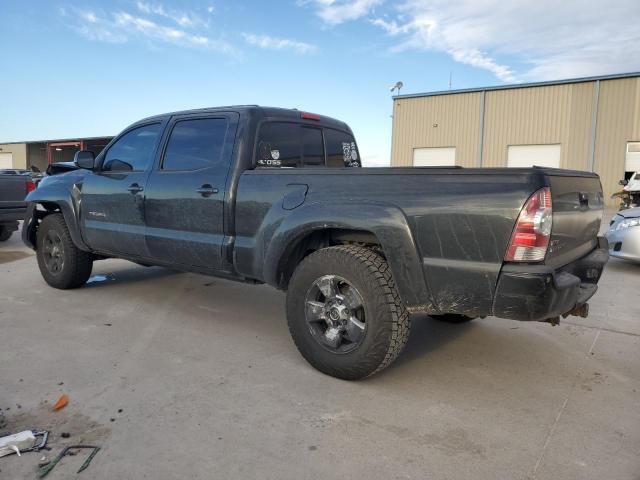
[391,72,640,205]
[0,136,113,172]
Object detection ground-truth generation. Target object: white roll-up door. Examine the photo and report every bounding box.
[626,142,640,172]
[412,147,456,166]
[0,152,13,169]
[507,144,561,168]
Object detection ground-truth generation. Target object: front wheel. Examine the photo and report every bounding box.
[36,213,93,289]
[286,245,410,380]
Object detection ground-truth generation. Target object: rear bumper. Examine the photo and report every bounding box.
[492,237,609,321]
[0,205,27,223]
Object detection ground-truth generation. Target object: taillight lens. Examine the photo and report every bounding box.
[505,187,552,262]
[26,179,36,194]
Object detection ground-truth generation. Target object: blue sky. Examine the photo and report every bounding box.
[2,0,639,166]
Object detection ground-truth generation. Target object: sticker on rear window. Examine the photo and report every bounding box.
[342,142,360,167]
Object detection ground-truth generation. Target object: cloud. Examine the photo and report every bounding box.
[371,0,640,81]
[242,33,317,54]
[300,0,382,25]
[135,2,208,29]
[68,8,236,55]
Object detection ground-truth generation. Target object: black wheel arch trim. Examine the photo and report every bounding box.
[22,186,90,252]
[262,201,437,313]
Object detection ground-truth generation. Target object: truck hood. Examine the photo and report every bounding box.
[46,162,79,176]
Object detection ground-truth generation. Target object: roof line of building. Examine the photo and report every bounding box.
[0,136,114,146]
[393,71,640,100]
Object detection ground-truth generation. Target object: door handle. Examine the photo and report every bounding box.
[196,185,219,197]
[127,183,144,194]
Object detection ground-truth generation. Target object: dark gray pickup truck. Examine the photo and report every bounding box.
[23,106,608,379]
[0,173,35,241]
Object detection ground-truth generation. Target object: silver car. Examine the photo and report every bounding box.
[606,207,640,262]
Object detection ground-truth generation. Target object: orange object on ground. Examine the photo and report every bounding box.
[52,394,69,411]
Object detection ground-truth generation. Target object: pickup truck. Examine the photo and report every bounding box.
[22,106,608,379]
[0,173,36,241]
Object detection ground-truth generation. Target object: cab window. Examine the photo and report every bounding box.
[162,118,228,171]
[256,122,325,167]
[102,123,162,172]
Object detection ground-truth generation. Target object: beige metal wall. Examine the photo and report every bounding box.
[391,76,640,205]
[391,92,482,167]
[0,143,27,169]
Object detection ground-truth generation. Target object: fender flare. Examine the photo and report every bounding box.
[22,186,90,251]
[263,201,436,313]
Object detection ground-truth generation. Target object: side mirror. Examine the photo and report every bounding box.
[619,179,628,186]
[74,150,95,170]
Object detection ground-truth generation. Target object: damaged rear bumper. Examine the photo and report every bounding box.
[492,237,609,322]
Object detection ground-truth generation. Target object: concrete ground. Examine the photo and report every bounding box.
[1,220,639,480]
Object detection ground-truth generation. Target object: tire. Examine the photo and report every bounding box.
[0,226,12,242]
[430,314,475,324]
[286,245,410,380]
[36,213,93,289]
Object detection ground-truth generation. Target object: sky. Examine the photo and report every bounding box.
[1,0,640,166]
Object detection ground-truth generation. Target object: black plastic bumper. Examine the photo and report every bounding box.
[492,237,609,321]
[0,206,27,223]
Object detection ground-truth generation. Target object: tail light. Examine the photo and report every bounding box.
[26,179,36,194]
[505,187,552,262]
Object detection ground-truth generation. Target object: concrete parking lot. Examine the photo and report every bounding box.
[1,225,639,480]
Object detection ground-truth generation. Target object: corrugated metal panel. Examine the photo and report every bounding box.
[392,92,481,167]
[482,84,584,167]
[593,78,640,204]
[391,77,639,206]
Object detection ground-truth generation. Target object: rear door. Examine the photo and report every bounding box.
[144,113,238,270]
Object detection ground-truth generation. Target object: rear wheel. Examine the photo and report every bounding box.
[36,214,93,289]
[0,226,12,242]
[286,245,409,380]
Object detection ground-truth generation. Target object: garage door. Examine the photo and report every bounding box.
[0,152,13,169]
[413,147,456,166]
[507,144,561,168]
[626,142,640,172]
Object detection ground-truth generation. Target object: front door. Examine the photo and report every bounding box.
[144,113,238,270]
[80,122,163,258]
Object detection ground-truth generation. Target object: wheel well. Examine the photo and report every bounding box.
[27,202,62,248]
[277,228,382,289]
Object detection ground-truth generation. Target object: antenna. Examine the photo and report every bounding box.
[449,71,452,90]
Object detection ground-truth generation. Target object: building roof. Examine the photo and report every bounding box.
[0,136,113,146]
[393,71,640,100]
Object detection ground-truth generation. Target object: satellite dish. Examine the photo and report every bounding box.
[390,81,404,94]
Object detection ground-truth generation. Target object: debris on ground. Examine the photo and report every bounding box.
[38,446,100,478]
[0,429,50,457]
[0,431,35,457]
[52,394,69,411]
[60,432,70,438]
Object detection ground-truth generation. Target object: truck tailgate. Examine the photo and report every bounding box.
[546,173,604,268]
[0,176,28,208]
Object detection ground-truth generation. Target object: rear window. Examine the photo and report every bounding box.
[325,128,360,167]
[256,122,359,168]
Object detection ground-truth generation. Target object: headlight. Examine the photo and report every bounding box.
[614,218,640,230]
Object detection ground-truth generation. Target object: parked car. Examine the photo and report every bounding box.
[0,173,36,241]
[22,106,608,379]
[606,207,640,263]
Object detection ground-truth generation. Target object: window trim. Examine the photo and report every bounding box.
[159,117,230,172]
[99,121,163,173]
